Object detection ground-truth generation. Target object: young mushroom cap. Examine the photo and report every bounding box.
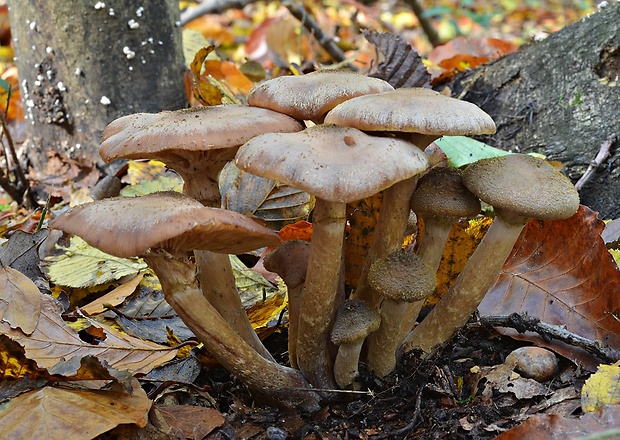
[411,167,481,219]
[331,299,381,389]
[248,70,394,121]
[462,154,580,223]
[401,154,580,355]
[48,192,281,258]
[324,87,496,138]
[236,124,429,204]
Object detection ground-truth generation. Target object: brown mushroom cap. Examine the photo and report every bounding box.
[462,154,580,221]
[411,167,481,218]
[49,192,281,258]
[331,299,381,345]
[247,70,394,121]
[368,250,436,302]
[324,87,496,136]
[235,124,429,203]
[100,104,304,166]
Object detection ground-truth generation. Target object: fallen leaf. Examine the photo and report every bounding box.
[495,404,620,440]
[41,235,148,288]
[434,136,510,168]
[278,221,313,242]
[0,381,151,440]
[80,273,144,316]
[153,404,226,439]
[0,266,41,335]
[478,206,620,370]
[0,293,177,375]
[582,362,620,412]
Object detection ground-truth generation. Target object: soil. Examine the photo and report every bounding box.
[191,320,587,439]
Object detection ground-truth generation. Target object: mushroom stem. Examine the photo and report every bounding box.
[366,298,410,377]
[145,253,320,411]
[333,342,366,390]
[296,199,346,389]
[353,177,419,309]
[195,251,275,361]
[401,214,527,354]
[184,175,274,362]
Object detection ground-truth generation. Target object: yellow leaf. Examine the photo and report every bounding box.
[581,362,620,412]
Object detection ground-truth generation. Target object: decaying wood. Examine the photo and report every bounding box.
[451,3,620,218]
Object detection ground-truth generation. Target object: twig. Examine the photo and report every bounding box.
[0,109,35,207]
[180,0,258,25]
[402,0,441,47]
[477,313,620,363]
[283,0,353,67]
[575,133,617,191]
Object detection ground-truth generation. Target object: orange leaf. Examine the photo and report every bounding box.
[279,221,313,242]
[203,60,254,96]
[478,205,620,370]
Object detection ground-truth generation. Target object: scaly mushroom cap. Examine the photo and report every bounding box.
[411,167,481,218]
[235,124,429,203]
[368,250,436,302]
[324,88,497,136]
[100,104,304,166]
[49,192,281,258]
[331,299,381,345]
[462,154,580,222]
[247,70,394,121]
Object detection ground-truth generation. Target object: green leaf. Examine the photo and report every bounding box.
[42,236,147,288]
[435,136,510,168]
[220,163,314,231]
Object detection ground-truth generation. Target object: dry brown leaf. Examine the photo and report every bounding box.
[0,293,177,375]
[478,206,620,369]
[80,273,144,316]
[0,266,42,335]
[495,403,620,440]
[344,192,383,287]
[153,404,226,439]
[0,381,151,440]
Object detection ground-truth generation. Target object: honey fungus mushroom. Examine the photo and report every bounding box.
[100,105,303,360]
[236,124,428,388]
[49,192,320,411]
[402,154,580,355]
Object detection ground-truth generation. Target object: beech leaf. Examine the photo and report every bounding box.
[478,205,620,369]
[0,266,41,335]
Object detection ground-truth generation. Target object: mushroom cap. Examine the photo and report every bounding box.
[411,167,481,218]
[368,250,436,302]
[331,299,381,345]
[49,192,281,258]
[235,124,429,203]
[247,70,394,121]
[462,154,580,221]
[263,239,311,289]
[324,88,497,136]
[100,105,304,168]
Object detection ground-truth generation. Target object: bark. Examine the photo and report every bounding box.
[451,3,620,218]
[8,0,187,171]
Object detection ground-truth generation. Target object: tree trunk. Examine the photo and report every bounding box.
[451,3,620,219]
[8,0,187,171]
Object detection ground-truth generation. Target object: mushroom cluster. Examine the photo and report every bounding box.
[48,69,581,411]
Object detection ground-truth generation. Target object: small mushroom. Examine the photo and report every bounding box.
[100,104,303,360]
[366,250,436,377]
[49,192,320,411]
[325,88,496,309]
[330,300,380,390]
[505,347,559,382]
[402,154,580,354]
[236,124,428,388]
[263,239,311,369]
[248,70,394,123]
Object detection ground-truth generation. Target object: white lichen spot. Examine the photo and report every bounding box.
[128,66,134,71]
[128,19,139,29]
[149,49,154,54]
[123,46,136,59]
[75,143,81,150]
[31,45,36,51]
[598,1,608,10]
[108,8,115,16]
[94,2,105,9]
[45,46,53,54]
[148,37,154,44]
[29,21,36,31]
[46,70,53,80]
[174,20,181,27]
[75,67,82,76]
[100,96,111,105]
[34,80,41,86]
[136,6,144,17]
[158,40,163,45]
[57,81,66,92]
[36,74,44,81]
[26,99,35,108]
